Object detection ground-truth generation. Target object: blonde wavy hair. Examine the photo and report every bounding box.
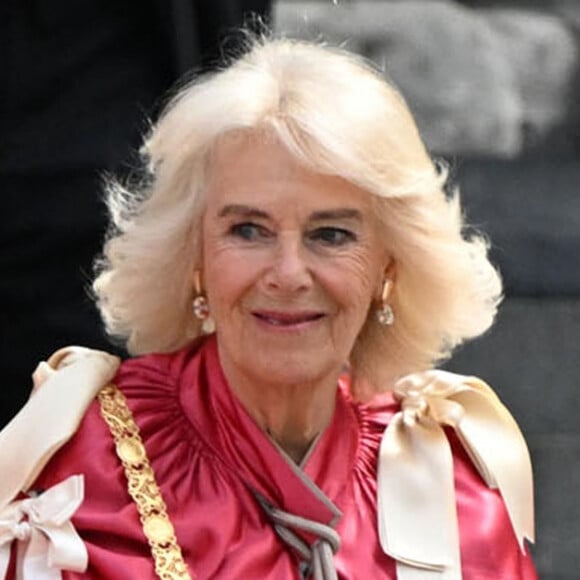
[94,36,502,393]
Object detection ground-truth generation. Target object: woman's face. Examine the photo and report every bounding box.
[202,133,388,389]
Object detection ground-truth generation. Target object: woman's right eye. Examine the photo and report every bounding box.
[229,222,270,241]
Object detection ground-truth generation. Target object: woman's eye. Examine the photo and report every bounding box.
[308,227,357,246]
[229,222,270,241]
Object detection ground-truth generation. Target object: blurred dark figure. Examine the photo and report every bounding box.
[0,0,272,427]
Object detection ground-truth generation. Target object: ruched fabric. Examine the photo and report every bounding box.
[27,336,536,579]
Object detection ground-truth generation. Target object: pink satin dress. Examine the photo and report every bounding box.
[28,335,536,579]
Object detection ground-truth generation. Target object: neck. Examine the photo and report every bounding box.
[220,361,338,464]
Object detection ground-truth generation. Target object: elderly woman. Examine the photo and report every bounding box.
[0,37,536,579]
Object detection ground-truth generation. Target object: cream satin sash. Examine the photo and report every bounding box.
[377,370,535,580]
[0,347,119,578]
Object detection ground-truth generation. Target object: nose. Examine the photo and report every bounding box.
[262,233,312,294]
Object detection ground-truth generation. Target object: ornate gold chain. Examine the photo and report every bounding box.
[98,384,193,579]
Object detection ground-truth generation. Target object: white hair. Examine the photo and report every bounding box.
[94,36,502,394]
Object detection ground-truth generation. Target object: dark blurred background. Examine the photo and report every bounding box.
[274,0,580,577]
[0,0,272,420]
[1,0,578,577]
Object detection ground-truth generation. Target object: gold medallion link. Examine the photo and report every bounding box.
[98,384,193,579]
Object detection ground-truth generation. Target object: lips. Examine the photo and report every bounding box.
[252,310,325,327]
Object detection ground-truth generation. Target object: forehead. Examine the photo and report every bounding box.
[205,131,373,213]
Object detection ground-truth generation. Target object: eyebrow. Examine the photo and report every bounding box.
[218,204,363,222]
[218,204,269,219]
[310,209,363,222]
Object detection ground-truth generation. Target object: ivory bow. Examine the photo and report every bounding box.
[0,347,120,511]
[377,370,534,580]
[0,475,87,579]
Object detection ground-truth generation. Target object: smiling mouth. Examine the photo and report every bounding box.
[252,311,325,327]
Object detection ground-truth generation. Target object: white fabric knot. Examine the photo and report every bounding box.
[398,389,429,425]
[0,475,88,580]
[10,521,32,542]
[396,372,466,428]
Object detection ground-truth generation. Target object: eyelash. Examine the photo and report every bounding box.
[307,227,357,246]
[229,223,357,246]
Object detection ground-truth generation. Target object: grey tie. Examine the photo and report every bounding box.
[255,494,341,580]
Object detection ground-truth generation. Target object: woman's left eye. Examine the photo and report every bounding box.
[308,227,357,246]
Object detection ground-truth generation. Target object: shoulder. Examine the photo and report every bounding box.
[34,340,207,491]
[115,339,202,392]
[450,430,537,577]
[355,368,536,578]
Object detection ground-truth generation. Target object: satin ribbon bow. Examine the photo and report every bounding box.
[0,475,88,579]
[377,370,534,580]
[0,347,120,511]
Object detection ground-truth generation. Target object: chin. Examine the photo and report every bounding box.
[250,350,339,387]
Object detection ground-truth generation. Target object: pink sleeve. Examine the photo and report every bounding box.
[451,432,538,579]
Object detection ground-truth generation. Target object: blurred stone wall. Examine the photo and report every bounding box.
[275,0,579,158]
[274,2,580,578]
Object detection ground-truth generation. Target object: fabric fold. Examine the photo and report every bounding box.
[255,493,340,580]
[0,475,87,579]
[377,370,534,580]
[0,347,120,511]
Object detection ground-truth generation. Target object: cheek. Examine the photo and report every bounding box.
[203,237,233,307]
[321,252,381,329]
[203,244,262,316]
[334,249,381,302]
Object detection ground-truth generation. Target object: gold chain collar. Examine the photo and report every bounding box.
[98,384,193,580]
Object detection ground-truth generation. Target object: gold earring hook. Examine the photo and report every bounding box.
[194,270,203,295]
[381,279,393,303]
